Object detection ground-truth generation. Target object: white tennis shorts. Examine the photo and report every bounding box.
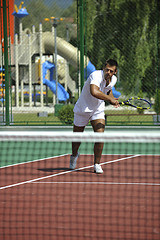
[74,111,105,127]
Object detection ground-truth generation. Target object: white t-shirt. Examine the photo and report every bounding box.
[74,70,117,114]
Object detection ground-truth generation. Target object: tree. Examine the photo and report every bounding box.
[85,0,158,97]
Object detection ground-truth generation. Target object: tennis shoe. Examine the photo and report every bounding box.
[94,164,103,174]
[70,153,79,170]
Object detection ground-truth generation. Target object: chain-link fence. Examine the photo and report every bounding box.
[82,0,160,126]
[0,0,160,126]
[1,0,78,125]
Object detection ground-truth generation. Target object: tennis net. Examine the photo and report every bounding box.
[0,130,160,240]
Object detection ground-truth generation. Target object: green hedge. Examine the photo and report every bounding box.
[154,89,160,115]
[57,104,74,124]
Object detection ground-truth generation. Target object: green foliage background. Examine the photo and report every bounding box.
[84,0,159,99]
[20,0,159,101]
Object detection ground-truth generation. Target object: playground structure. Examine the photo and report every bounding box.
[0,1,80,111]
[0,22,94,111]
[10,22,76,108]
[0,68,5,103]
[0,1,120,114]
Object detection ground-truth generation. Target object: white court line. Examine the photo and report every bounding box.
[1,153,159,169]
[32,182,160,186]
[0,155,141,190]
[0,154,69,169]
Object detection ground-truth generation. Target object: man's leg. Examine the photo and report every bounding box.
[72,125,85,156]
[70,125,85,169]
[90,119,105,164]
[70,112,88,170]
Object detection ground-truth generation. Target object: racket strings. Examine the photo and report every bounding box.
[129,99,150,109]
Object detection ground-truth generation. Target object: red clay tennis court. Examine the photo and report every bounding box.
[0,131,160,240]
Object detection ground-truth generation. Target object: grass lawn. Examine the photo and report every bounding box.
[106,114,153,125]
[12,110,154,126]
[13,113,62,125]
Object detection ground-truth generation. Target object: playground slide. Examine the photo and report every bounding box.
[42,61,69,101]
[42,32,121,98]
[42,32,96,79]
[45,79,69,101]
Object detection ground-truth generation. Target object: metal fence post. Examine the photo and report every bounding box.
[79,0,84,92]
[2,0,10,125]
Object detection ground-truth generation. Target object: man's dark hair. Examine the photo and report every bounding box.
[104,59,118,69]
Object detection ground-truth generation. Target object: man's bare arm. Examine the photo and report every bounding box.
[90,84,119,106]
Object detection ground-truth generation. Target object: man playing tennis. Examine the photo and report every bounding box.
[70,59,120,173]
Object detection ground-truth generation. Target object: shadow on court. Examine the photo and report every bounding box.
[37,167,93,173]
[37,167,69,172]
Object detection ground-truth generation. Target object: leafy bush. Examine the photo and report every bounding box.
[58,104,74,124]
[154,89,160,114]
[137,90,144,114]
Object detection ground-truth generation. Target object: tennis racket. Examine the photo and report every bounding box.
[119,97,151,109]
